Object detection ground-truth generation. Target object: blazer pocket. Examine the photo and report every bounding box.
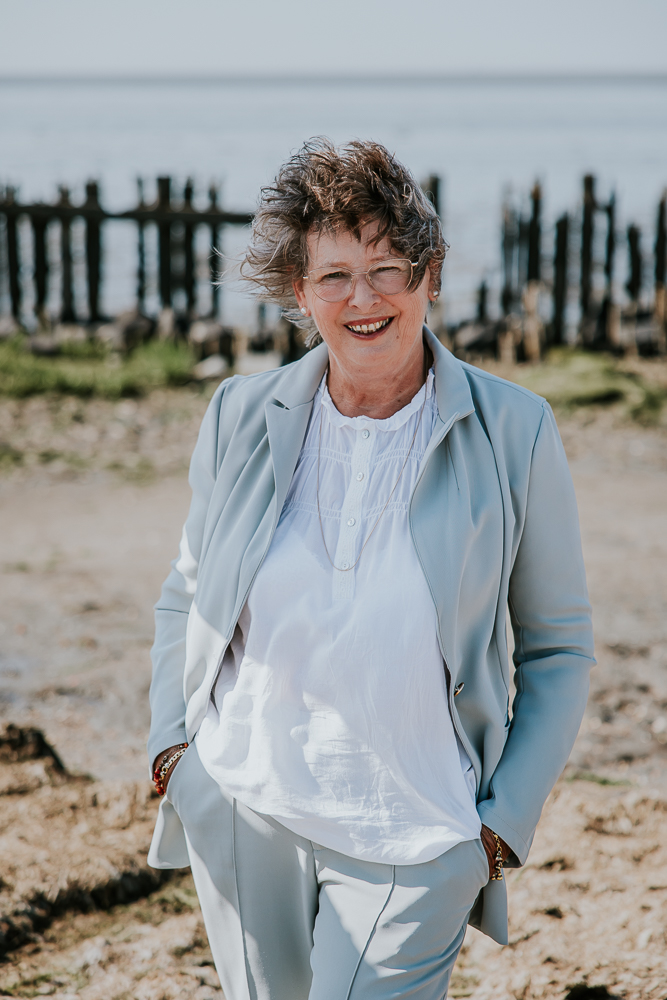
[165,744,192,808]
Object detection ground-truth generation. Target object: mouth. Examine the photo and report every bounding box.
[344,317,394,336]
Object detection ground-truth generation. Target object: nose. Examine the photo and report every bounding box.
[347,272,382,310]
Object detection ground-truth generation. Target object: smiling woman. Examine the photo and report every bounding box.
[147,138,594,1000]
[243,138,446,418]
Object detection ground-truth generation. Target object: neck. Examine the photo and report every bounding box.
[326,340,431,420]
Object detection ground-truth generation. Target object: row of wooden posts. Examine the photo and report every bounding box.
[0,173,665,360]
[0,178,252,329]
[479,175,666,358]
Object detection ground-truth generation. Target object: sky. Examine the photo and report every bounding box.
[1,0,666,77]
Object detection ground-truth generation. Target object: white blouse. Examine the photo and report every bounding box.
[196,371,481,864]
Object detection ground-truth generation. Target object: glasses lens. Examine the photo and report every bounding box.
[307,267,353,302]
[368,260,413,295]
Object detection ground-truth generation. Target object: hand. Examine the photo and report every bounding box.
[153,744,187,794]
[480,824,511,879]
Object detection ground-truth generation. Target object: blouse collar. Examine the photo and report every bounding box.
[318,368,435,432]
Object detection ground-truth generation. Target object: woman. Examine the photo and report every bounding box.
[148,139,594,1000]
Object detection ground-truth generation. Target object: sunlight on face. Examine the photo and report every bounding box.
[294,222,434,380]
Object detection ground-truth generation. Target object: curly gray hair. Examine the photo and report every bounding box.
[240,137,447,344]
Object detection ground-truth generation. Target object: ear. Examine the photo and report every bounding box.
[293,276,308,313]
[427,264,440,301]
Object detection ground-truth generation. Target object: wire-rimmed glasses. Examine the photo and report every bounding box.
[304,258,418,302]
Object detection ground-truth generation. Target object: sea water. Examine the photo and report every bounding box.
[1,76,666,325]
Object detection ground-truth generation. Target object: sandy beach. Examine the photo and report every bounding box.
[1,378,666,999]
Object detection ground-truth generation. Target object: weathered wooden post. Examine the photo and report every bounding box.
[551,213,569,346]
[422,175,440,218]
[476,280,488,324]
[603,194,616,293]
[625,224,642,354]
[527,182,541,284]
[579,175,596,342]
[84,181,102,322]
[5,188,21,321]
[522,182,543,361]
[654,192,666,352]
[208,184,221,319]
[626,225,642,302]
[157,177,172,308]
[31,210,49,327]
[421,174,447,339]
[183,178,196,315]
[58,186,76,323]
[136,178,146,313]
[501,200,517,316]
[596,193,620,348]
[499,198,518,363]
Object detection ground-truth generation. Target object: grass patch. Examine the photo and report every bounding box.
[0,336,196,398]
[503,349,666,420]
[566,771,631,787]
[0,441,23,467]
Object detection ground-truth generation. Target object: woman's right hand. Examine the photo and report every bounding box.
[153,744,187,794]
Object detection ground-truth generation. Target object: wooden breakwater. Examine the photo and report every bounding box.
[0,172,665,369]
[0,177,251,334]
[450,175,667,361]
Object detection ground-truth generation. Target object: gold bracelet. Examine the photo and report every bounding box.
[490,831,504,881]
[152,743,188,796]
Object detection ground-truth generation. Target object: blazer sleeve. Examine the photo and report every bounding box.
[147,381,228,771]
[477,402,595,865]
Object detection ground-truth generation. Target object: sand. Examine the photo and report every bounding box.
[0,385,666,999]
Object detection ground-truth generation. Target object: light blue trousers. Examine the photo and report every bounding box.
[167,742,489,1000]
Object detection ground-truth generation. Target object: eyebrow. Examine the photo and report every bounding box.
[314,252,396,269]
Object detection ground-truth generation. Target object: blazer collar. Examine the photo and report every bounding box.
[423,326,475,426]
[270,327,475,426]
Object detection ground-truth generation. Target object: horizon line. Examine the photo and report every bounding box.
[1,71,666,86]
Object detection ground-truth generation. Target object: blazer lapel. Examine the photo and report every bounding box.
[265,341,329,520]
[265,399,315,522]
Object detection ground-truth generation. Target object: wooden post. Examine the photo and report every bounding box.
[551,213,569,346]
[84,181,102,321]
[501,201,517,315]
[517,215,529,291]
[58,187,76,323]
[421,175,440,219]
[136,178,146,313]
[31,212,49,327]
[5,189,21,321]
[599,193,620,348]
[654,191,666,352]
[522,182,543,360]
[625,224,642,354]
[626,225,642,302]
[527,182,541,283]
[604,193,616,292]
[157,177,172,308]
[579,175,595,340]
[209,184,221,320]
[183,178,196,316]
[476,280,488,324]
[522,281,543,362]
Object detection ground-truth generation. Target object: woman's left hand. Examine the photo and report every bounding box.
[480,824,511,879]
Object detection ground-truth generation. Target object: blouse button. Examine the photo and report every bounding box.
[362,429,370,439]
[356,472,364,481]
[347,518,356,526]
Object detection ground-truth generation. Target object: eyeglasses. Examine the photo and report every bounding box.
[304,258,418,302]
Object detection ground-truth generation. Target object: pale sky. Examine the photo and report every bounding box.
[1,0,666,77]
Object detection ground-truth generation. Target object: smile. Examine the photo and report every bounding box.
[345,317,393,334]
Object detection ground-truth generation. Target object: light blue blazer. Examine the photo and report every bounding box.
[147,328,594,944]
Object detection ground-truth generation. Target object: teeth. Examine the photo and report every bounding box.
[349,318,390,333]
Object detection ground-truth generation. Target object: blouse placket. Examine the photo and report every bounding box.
[331,424,373,602]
